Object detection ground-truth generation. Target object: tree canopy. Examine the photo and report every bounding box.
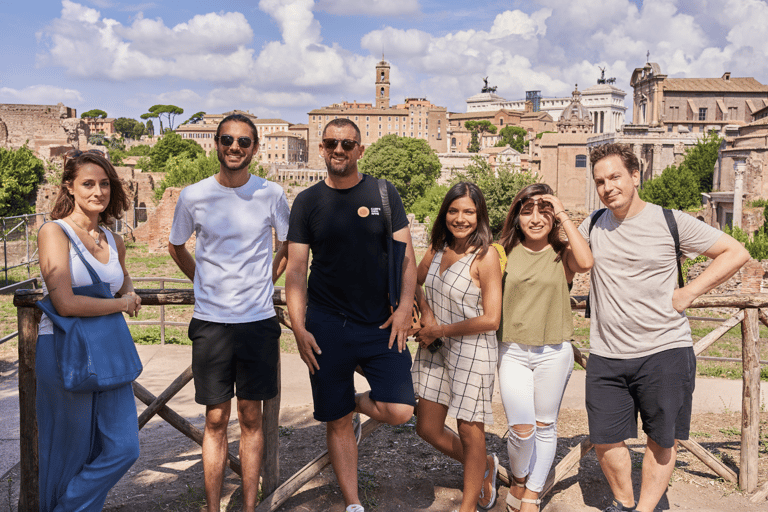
[142,105,184,132]
[80,109,107,119]
[464,120,497,153]
[0,145,45,217]
[494,126,527,153]
[358,134,442,210]
[452,156,539,232]
[181,112,206,126]
[154,151,268,201]
[114,118,146,139]
[410,184,449,223]
[149,132,204,172]
[639,130,722,210]
[638,164,701,210]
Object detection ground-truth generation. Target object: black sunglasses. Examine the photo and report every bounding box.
[216,134,253,148]
[322,138,359,151]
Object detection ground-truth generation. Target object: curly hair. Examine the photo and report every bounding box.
[498,183,567,262]
[430,182,492,257]
[589,143,639,175]
[51,152,130,223]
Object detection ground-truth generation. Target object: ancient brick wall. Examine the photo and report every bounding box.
[0,103,88,154]
[132,187,189,253]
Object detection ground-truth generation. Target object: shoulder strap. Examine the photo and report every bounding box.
[585,209,606,319]
[378,178,393,238]
[52,220,102,285]
[663,208,685,288]
[589,208,607,236]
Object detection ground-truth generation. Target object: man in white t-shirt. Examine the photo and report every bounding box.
[168,114,290,512]
[579,143,749,512]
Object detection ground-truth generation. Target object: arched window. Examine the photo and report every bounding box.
[380,87,385,97]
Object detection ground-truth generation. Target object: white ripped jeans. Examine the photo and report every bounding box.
[497,341,573,492]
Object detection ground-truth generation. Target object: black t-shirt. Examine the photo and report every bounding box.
[288,174,409,324]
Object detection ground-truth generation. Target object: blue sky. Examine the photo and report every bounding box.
[2,0,767,126]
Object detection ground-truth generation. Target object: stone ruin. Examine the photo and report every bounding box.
[0,102,90,159]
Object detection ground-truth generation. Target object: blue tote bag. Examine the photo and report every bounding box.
[36,221,143,392]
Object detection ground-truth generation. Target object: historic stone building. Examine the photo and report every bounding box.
[176,111,305,161]
[587,62,768,210]
[465,73,626,132]
[307,60,448,168]
[83,117,115,137]
[534,87,594,210]
[446,108,553,153]
[0,103,89,158]
[705,117,768,230]
[259,130,307,165]
[630,64,768,133]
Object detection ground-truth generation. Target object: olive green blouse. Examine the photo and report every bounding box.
[497,244,573,346]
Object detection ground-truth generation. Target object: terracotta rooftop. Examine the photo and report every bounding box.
[664,77,768,93]
[253,119,290,125]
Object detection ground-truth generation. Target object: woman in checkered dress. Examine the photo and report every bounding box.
[412,182,503,512]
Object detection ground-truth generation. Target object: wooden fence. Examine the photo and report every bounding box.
[12,290,768,510]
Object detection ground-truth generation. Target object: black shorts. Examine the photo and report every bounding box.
[189,317,281,406]
[306,308,416,422]
[585,346,696,449]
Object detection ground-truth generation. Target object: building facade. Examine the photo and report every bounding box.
[83,117,115,137]
[307,60,448,168]
[0,102,89,158]
[259,131,307,165]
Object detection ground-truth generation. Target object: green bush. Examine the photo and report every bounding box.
[724,225,768,260]
[0,145,45,216]
[410,184,449,224]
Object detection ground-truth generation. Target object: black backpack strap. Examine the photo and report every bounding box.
[585,209,607,319]
[378,178,393,238]
[663,208,685,289]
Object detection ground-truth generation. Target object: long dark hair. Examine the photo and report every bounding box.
[51,152,130,223]
[498,183,567,262]
[430,182,492,257]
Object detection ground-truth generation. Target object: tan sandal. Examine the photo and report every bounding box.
[506,493,540,512]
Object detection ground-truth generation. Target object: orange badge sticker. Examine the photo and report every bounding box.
[358,206,370,218]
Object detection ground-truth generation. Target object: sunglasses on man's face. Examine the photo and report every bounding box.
[322,138,359,151]
[216,135,253,148]
[520,198,554,216]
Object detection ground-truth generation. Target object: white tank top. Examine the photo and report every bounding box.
[38,220,124,335]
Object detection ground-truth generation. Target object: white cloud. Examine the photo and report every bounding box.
[316,0,420,16]
[37,1,255,82]
[0,85,84,104]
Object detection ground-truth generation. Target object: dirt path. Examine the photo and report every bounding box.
[2,342,766,511]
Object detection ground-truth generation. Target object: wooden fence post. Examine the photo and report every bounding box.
[740,307,760,493]
[17,306,40,512]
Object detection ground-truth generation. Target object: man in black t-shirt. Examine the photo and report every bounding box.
[286,119,417,512]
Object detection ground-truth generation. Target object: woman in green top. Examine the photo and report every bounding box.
[497,183,593,512]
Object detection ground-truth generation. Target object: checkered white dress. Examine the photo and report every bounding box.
[412,249,497,424]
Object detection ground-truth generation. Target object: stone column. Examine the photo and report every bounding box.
[652,144,663,177]
[734,158,746,229]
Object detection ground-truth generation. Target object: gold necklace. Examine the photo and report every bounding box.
[69,217,102,246]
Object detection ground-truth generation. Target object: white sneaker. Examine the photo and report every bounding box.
[346,505,365,512]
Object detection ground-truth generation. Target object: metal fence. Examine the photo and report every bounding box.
[1,212,48,287]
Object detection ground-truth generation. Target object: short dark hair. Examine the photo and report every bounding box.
[589,143,639,175]
[322,119,361,142]
[430,182,492,257]
[216,114,259,146]
[52,152,130,224]
[498,183,567,262]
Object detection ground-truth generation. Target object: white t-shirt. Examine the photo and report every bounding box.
[578,203,724,359]
[169,175,290,323]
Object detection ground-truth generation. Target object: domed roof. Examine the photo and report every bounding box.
[557,85,593,133]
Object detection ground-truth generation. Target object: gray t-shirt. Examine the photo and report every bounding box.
[578,203,723,359]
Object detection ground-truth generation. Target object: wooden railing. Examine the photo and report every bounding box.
[12,290,768,510]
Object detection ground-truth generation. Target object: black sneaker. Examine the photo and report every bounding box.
[602,499,636,512]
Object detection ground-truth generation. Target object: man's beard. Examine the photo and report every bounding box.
[217,148,253,172]
[325,158,355,177]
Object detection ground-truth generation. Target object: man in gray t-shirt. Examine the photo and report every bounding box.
[578,143,749,512]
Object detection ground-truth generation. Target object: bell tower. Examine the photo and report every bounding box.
[375,59,390,109]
